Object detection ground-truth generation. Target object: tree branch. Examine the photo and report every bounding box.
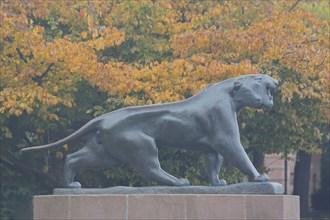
[0,153,60,192]
[289,0,301,12]
[282,50,295,57]
[41,63,55,79]
[33,63,55,86]
[16,48,28,63]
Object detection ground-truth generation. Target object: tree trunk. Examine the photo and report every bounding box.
[293,150,311,217]
[252,149,264,171]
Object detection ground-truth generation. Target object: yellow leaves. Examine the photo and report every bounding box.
[36,88,61,106]
[0,80,75,118]
[124,96,138,106]
[87,15,94,32]
[33,25,45,35]
[81,31,88,39]
[279,82,294,103]
[79,8,88,19]
[55,151,64,160]
[43,164,49,173]
[63,100,73,108]
[48,113,59,121]
[90,37,105,50]
[84,12,126,51]
[85,27,125,51]
[1,127,13,139]
[91,56,259,106]
[0,88,32,116]
[62,144,69,151]
[1,0,328,114]
[190,55,206,65]
[92,30,99,39]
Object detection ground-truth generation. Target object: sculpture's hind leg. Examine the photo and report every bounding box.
[64,136,121,188]
[205,152,227,186]
[114,132,190,186]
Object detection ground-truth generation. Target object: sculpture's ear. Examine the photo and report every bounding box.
[233,79,242,91]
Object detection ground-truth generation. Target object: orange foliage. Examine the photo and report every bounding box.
[1,0,328,152]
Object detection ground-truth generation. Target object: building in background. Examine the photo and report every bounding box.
[265,153,322,205]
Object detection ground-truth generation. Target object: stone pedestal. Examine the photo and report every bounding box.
[34,194,299,220]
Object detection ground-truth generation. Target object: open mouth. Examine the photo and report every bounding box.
[255,100,263,108]
[263,100,273,109]
[265,87,274,108]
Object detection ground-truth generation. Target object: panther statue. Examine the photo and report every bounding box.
[20,74,279,188]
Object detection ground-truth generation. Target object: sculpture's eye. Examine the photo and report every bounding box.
[255,77,262,83]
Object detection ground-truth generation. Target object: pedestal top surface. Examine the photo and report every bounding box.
[53,182,283,195]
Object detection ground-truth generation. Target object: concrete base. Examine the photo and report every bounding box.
[34,194,299,220]
[53,182,283,195]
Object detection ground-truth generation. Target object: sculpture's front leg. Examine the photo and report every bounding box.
[211,133,268,183]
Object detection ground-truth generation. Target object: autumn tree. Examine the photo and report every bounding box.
[1,1,328,218]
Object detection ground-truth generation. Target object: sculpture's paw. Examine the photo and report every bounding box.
[213,179,227,186]
[68,181,82,188]
[254,174,269,182]
[177,178,190,186]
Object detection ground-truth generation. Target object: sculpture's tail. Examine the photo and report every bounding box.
[19,119,101,155]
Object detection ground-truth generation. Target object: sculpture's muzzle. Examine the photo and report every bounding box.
[269,79,279,89]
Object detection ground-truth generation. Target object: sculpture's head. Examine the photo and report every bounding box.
[232,74,279,110]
